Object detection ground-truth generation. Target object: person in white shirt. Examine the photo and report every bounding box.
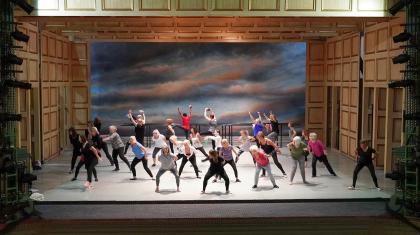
[235,129,255,164]
[190,127,209,158]
[151,129,167,167]
[177,140,201,179]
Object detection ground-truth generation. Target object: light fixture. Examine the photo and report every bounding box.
[2,54,24,65]
[393,31,413,43]
[392,53,410,64]
[389,0,414,16]
[11,29,30,42]
[10,0,34,15]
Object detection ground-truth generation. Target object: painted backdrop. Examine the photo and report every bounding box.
[91,42,306,130]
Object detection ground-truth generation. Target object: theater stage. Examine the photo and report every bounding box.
[31,143,393,203]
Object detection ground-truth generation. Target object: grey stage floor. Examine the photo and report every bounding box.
[31,144,394,202]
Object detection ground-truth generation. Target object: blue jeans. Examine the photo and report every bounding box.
[254,164,276,186]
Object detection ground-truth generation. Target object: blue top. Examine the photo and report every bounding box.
[132,142,145,159]
[253,123,264,137]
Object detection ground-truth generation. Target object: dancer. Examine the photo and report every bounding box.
[288,121,297,141]
[301,129,310,167]
[287,136,308,185]
[125,109,146,153]
[250,145,279,189]
[249,111,265,140]
[91,127,114,166]
[202,150,230,194]
[151,129,167,167]
[202,130,222,161]
[155,146,180,193]
[128,136,153,180]
[71,152,98,182]
[264,111,280,143]
[68,127,81,174]
[93,117,102,132]
[235,129,254,164]
[308,132,337,177]
[190,127,209,158]
[219,139,240,182]
[178,140,200,178]
[103,125,131,171]
[201,107,217,149]
[177,105,192,140]
[165,118,176,153]
[348,140,381,191]
[256,131,287,176]
[80,135,102,189]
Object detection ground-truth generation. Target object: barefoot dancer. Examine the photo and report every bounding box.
[151,129,167,167]
[80,135,102,190]
[202,150,230,194]
[91,127,114,166]
[155,146,180,193]
[178,105,192,140]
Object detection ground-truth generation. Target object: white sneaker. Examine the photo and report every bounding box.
[376,187,382,191]
[348,186,355,190]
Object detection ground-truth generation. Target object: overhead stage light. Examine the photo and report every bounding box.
[11,29,30,42]
[2,54,24,65]
[389,0,414,16]
[10,0,34,15]
[392,53,410,64]
[393,31,413,43]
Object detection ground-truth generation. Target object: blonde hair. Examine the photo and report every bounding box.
[309,132,318,140]
[221,139,229,145]
[129,136,136,143]
[183,139,191,146]
[91,127,98,134]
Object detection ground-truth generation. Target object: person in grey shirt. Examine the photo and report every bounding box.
[103,125,131,172]
[155,146,180,193]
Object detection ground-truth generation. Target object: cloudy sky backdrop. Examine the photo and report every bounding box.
[91,42,306,128]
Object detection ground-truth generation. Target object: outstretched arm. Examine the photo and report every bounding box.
[189,105,192,117]
[263,113,271,122]
[248,111,255,122]
[204,108,211,121]
[177,107,182,117]
[128,112,137,126]
[141,112,146,124]
[257,112,262,121]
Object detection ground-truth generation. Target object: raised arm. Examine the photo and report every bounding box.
[263,113,271,122]
[248,111,255,122]
[189,105,192,117]
[204,108,211,121]
[177,107,182,117]
[128,112,137,126]
[257,112,262,121]
[141,112,146,124]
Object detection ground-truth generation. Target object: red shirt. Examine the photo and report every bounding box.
[181,115,191,130]
[253,152,269,167]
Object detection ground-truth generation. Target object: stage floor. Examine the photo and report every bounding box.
[32,145,394,202]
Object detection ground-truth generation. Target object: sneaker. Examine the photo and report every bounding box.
[348,186,355,190]
[260,174,266,177]
[110,163,114,166]
[273,185,279,189]
[68,169,73,174]
[95,178,98,182]
[377,187,382,191]
[71,178,77,181]
[289,182,293,185]
[201,190,205,194]
[130,177,137,180]
[283,173,287,176]
[112,168,120,171]
[332,173,337,176]
[226,190,230,194]
[235,179,241,182]
[252,185,257,189]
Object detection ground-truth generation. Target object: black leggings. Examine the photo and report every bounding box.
[196,147,209,158]
[178,154,199,177]
[71,148,80,170]
[223,159,238,178]
[352,162,378,187]
[112,147,131,170]
[74,159,97,180]
[312,155,336,176]
[270,152,286,175]
[203,169,229,191]
[200,131,216,150]
[86,159,98,183]
[152,147,162,158]
[131,157,153,178]
[100,142,113,164]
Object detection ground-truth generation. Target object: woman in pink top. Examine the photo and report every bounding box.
[249,145,278,189]
[308,133,336,177]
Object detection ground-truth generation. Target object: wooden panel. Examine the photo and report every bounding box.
[376,58,388,81]
[249,0,279,11]
[65,0,96,10]
[43,138,50,159]
[308,87,324,103]
[56,40,63,58]
[341,134,348,153]
[72,87,89,104]
[41,35,48,56]
[48,37,56,57]
[350,112,357,132]
[50,111,58,131]
[308,107,323,124]
[358,0,386,11]
[351,61,359,81]
[392,119,402,143]
[327,64,334,81]
[50,135,59,156]
[342,63,351,81]
[334,41,342,58]
[140,0,171,10]
[50,87,58,107]
[393,89,403,112]
[214,0,242,10]
[73,108,88,125]
[343,38,351,57]
[309,43,324,61]
[56,64,63,81]
[33,0,60,10]
[334,64,341,81]
[321,0,351,11]
[71,65,88,82]
[342,87,349,105]
[365,31,376,54]
[42,88,49,107]
[43,113,50,133]
[103,0,134,10]
[350,87,358,107]
[364,59,375,81]
[63,42,69,59]
[177,0,207,10]
[378,88,387,111]
[63,64,69,82]
[309,64,323,82]
[377,116,386,138]
[390,60,403,81]
[377,27,388,52]
[285,0,315,11]
[349,137,357,157]
[28,30,38,53]
[49,63,56,81]
[352,35,359,56]
[327,42,334,59]
[72,43,87,60]
[341,111,349,129]
[20,117,28,142]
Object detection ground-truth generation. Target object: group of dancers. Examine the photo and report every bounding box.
[68,105,382,192]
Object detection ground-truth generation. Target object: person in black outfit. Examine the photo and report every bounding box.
[91,127,114,166]
[71,153,98,182]
[202,150,229,194]
[348,140,381,191]
[79,135,102,189]
[125,109,146,154]
[263,111,280,144]
[68,127,81,174]
[93,117,102,132]
[256,131,287,176]
[165,119,176,153]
